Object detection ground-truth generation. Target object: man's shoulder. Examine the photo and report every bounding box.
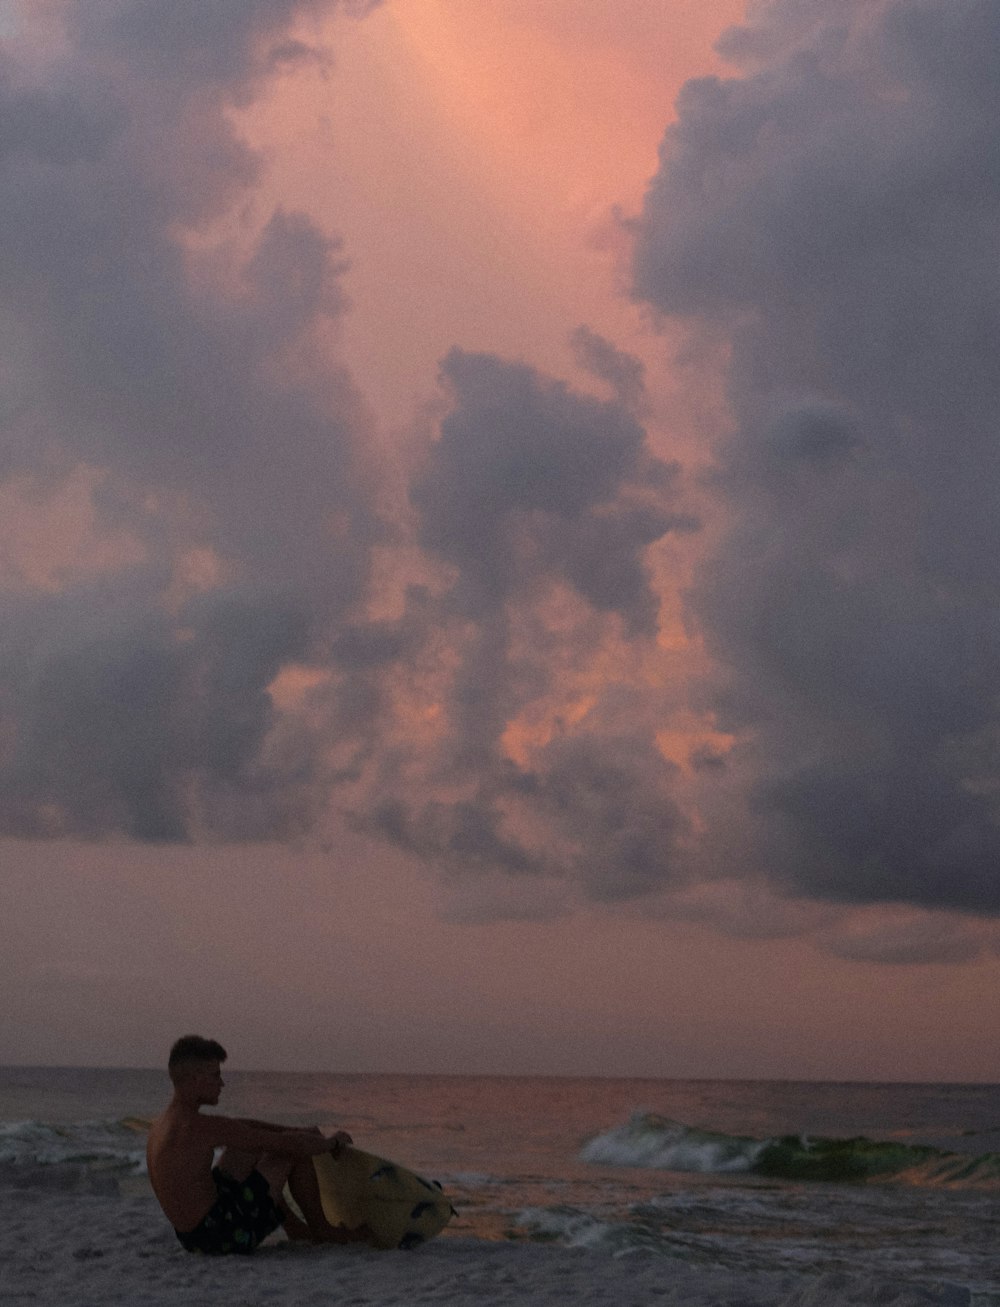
[146,1108,169,1140]
[186,1110,247,1142]
[151,1104,216,1137]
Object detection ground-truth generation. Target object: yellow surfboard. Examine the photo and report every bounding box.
[310,1147,454,1250]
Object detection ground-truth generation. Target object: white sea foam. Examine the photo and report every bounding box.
[580,1113,766,1173]
[0,1119,146,1174]
[513,1205,622,1250]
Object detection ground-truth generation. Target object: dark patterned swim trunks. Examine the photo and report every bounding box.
[175,1167,284,1255]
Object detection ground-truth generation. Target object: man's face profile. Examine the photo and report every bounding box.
[188,1060,224,1106]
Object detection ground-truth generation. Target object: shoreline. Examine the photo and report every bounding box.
[0,1189,971,1307]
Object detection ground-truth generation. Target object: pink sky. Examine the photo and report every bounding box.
[2,0,999,1081]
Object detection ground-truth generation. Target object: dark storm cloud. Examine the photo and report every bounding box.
[0,0,380,840]
[0,77,121,166]
[634,0,1000,913]
[367,722,689,901]
[528,728,688,901]
[820,914,985,967]
[569,325,647,414]
[359,352,696,906]
[0,0,692,897]
[66,0,374,86]
[413,347,690,636]
[1,588,311,841]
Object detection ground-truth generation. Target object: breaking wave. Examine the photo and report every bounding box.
[580,1113,1000,1188]
[0,1119,147,1193]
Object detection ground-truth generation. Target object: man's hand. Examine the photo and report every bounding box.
[328,1130,353,1158]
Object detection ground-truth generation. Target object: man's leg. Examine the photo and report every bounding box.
[260,1154,371,1244]
[220,1132,371,1245]
[207,1152,297,1250]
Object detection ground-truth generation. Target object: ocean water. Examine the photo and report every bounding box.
[1,1069,997,1303]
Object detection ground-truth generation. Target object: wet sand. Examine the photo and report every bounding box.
[0,1188,970,1307]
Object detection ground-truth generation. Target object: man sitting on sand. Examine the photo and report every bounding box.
[147,1035,367,1254]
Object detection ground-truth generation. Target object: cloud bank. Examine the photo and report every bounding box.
[634,0,1000,916]
[0,0,379,839]
[2,0,998,955]
[0,0,694,912]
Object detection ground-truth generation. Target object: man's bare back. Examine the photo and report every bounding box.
[147,1098,224,1231]
[149,1036,360,1253]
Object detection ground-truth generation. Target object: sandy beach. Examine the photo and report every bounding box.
[0,1188,971,1307]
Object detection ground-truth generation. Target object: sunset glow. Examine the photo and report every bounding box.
[2,0,999,1082]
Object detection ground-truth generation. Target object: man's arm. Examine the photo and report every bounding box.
[235,1119,353,1154]
[196,1114,350,1157]
[235,1118,314,1133]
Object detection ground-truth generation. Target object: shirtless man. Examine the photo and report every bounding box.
[147,1035,366,1254]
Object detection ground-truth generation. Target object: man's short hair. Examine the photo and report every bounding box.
[168,1035,227,1082]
